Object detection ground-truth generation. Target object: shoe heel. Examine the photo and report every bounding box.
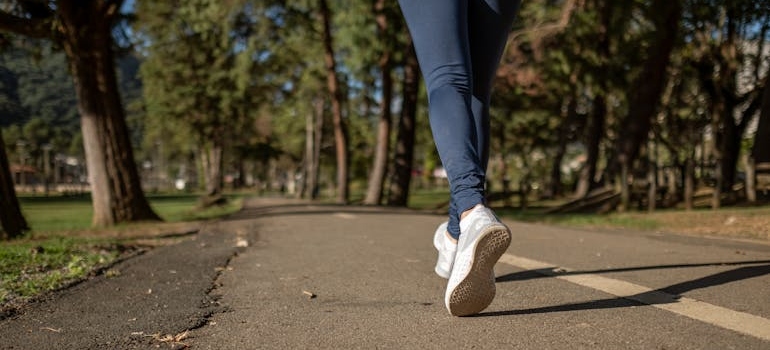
[447,225,511,316]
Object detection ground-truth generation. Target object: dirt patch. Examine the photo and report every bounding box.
[646,210,770,242]
[37,221,202,240]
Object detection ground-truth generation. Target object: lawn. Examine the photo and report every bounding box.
[1,193,243,310]
[409,188,770,241]
[18,193,243,232]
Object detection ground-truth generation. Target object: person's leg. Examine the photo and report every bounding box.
[440,0,520,316]
[468,0,521,173]
[398,0,484,240]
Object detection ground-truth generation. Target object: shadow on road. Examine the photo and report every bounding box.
[481,263,770,317]
[495,260,770,282]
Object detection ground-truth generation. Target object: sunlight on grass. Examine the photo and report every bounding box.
[408,188,450,210]
[544,213,661,231]
[18,193,244,233]
[1,193,244,309]
[0,237,122,305]
[19,196,93,232]
[149,195,244,222]
[496,207,662,231]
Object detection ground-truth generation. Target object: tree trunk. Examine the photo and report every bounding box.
[201,141,223,199]
[753,74,770,164]
[364,0,393,205]
[619,163,630,212]
[577,1,610,198]
[576,94,606,198]
[304,98,324,200]
[549,98,576,199]
[718,112,742,197]
[708,75,757,207]
[707,8,763,204]
[647,137,657,212]
[715,78,759,199]
[319,0,349,204]
[387,42,420,207]
[301,103,313,198]
[494,111,510,206]
[58,1,160,226]
[745,156,756,203]
[684,156,694,210]
[610,0,681,186]
[0,130,29,239]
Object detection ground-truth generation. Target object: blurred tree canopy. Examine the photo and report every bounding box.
[0,0,769,223]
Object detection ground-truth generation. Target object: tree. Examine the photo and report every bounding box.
[318,0,350,204]
[682,0,769,207]
[0,66,28,239]
[495,0,585,199]
[362,0,396,205]
[611,0,681,211]
[387,40,420,206]
[753,74,770,164]
[0,46,91,161]
[0,47,79,130]
[0,65,25,126]
[138,0,268,202]
[0,0,160,226]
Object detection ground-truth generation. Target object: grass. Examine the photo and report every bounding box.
[1,192,243,309]
[494,204,770,241]
[498,209,662,231]
[407,188,451,210]
[19,193,243,232]
[0,237,125,307]
[18,195,94,232]
[408,187,770,241]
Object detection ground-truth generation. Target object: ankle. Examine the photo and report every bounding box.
[445,231,458,244]
[460,204,484,220]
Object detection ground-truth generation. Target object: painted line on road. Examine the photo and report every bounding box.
[332,213,356,219]
[499,254,770,341]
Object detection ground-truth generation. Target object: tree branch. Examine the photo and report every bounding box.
[0,11,52,38]
[509,0,580,43]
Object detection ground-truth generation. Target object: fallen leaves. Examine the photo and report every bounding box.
[131,330,190,348]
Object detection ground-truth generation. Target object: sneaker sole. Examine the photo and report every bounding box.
[434,224,452,279]
[447,224,511,316]
[435,265,451,279]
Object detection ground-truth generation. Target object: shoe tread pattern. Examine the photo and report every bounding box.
[447,224,511,316]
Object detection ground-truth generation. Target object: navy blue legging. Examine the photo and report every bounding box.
[398,0,520,239]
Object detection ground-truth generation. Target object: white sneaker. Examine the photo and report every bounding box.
[445,205,511,316]
[433,221,456,279]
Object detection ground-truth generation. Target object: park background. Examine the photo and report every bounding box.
[1,0,770,313]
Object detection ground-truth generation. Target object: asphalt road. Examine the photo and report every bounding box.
[2,197,769,349]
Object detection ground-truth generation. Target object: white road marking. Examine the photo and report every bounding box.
[499,254,770,341]
[333,213,356,219]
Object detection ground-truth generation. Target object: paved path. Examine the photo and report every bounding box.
[2,197,770,349]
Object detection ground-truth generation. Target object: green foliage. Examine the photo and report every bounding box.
[137,0,298,191]
[0,43,147,167]
[0,46,80,167]
[0,65,24,126]
[1,0,765,207]
[0,46,78,130]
